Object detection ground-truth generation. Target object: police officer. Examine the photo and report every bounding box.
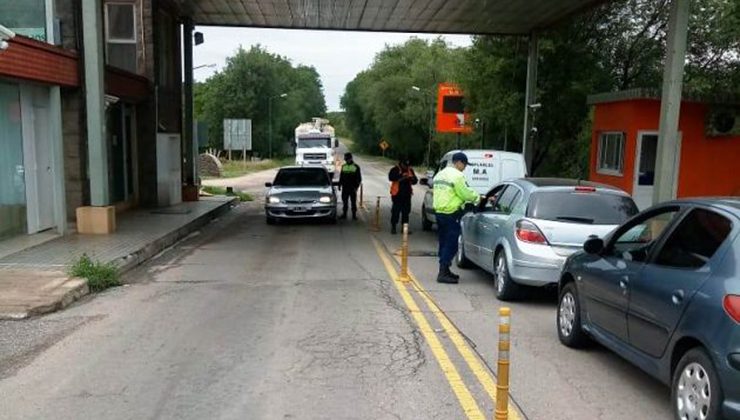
[432,152,480,284]
[338,152,362,220]
[388,157,418,234]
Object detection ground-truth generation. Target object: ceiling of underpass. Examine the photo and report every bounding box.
[176,0,611,35]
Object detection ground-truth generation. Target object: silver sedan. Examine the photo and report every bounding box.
[458,178,638,301]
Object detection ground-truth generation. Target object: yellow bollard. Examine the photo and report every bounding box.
[399,223,410,282]
[495,307,512,420]
[372,196,381,232]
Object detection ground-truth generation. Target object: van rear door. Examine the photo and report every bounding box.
[463,154,497,194]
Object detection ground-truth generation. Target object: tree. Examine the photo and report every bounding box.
[195,45,326,156]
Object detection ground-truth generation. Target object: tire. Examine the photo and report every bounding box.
[557,282,589,348]
[326,214,337,224]
[493,250,523,301]
[421,205,433,231]
[672,348,723,420]
[266,216,276,225]
[456,234,474,268]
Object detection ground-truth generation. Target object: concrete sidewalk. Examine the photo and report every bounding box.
[0,197,237,320]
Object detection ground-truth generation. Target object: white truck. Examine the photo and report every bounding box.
[294,118,338,177]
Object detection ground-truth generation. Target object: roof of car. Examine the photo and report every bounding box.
[277,165,328,171]
[513,177,623,191]
[665,197,740,213]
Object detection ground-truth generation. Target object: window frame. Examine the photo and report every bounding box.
[596,131,626,176]
[104,1,138,72]
[490,184,522,215]
[604,205,683,262]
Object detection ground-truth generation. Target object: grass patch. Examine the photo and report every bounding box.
[219,158,291,178]
[201,185,253,202]
[68,254,120,292]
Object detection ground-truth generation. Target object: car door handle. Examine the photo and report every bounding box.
[672,290,685,305]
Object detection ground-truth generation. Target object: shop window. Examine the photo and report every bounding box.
[105,2,138,73]
[597,132,625,175]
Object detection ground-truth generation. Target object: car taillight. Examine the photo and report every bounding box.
[516,220,548,244]
[575,186,596,193]
[724,295,740,324]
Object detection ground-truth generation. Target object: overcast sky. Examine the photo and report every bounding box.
[193,27,472,112]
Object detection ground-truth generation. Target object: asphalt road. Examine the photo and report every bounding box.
[0,149,673,420]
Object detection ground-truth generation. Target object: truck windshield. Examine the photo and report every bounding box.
[527,191,638,225]
[273,169,330,187]
[297,137,331,148]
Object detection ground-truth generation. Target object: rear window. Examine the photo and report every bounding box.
[527,191,638,225]
[273,169,329,187]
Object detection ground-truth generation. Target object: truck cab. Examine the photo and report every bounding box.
[295,118,338,177]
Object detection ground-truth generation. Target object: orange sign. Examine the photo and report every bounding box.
[379,139,390,151]
[436,82,472,134]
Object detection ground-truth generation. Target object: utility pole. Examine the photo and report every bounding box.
[268,93,288,159]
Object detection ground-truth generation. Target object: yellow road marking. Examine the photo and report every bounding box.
[404,267,524,420]
[371,238,485,420]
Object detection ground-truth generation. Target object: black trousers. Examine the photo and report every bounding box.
[341,188,357,215]
[391,195,412,227]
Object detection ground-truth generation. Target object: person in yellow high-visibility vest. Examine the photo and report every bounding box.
[338,152,362,220]
[433,152,481,284]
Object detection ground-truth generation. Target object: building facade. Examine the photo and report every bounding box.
[0,0,192,241]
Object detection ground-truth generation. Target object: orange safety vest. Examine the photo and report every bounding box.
[390,166,414,196]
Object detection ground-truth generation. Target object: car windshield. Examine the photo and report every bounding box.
[527,190,638,225]
[273,168,329,187]
[297,137,331,148]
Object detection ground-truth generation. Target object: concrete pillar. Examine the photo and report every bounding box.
[79,0,115,233]
[522,33,538,174]
[81,0,109,206]
[653,0,690,204]
[182,19,196,187]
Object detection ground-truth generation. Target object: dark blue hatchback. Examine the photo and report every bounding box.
[557,198,740,420]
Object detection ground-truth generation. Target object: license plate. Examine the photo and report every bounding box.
[291,206,307,212]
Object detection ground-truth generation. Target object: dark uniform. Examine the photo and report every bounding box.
[339,153,362,220]
[388,159,418,234]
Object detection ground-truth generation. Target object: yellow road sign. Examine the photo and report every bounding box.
[379,139,390,151]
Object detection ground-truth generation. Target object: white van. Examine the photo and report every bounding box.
[420,149,528,230]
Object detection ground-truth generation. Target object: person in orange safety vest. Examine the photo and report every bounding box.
[388,157,418,234]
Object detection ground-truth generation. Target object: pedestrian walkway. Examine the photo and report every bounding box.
[0,197,237,319]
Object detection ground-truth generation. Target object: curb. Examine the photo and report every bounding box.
[113,197,238,275]
[0,198,237,320]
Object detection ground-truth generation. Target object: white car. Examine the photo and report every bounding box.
[420,149,528,230]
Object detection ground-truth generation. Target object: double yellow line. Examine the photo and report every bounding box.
[371,237,523,420]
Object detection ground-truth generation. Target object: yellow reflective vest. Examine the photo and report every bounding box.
[432,166,481,215]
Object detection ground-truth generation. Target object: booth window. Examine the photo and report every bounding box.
[105,2,138,74]
[597,132,625,175]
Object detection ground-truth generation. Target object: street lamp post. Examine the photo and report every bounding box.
[268,93,288,159]
[411,86,435,167]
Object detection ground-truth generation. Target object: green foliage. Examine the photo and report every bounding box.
[201,186,253,202]
[195,45,327,157]
[326,111,349,138]
[69,254,120,292]
[343,0,739,176]
[341,38,464,164]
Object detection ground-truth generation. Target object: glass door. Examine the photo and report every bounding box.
[0,82,27,239]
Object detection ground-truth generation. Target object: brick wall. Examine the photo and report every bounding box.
[61,89,87,220]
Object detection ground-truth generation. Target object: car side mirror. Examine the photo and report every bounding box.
[583,236,604,255]
[264,182,272,188]
[334,140,339,148]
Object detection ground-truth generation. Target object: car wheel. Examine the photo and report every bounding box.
[266,216,276,225]
[456,235,473,268]
[421,205,433,231]
[493,250,522,301]
[557,282,589,348]
[672,348,723,420]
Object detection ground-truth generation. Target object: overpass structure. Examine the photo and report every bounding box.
[128,0,691,205]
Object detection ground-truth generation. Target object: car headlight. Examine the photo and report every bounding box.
[268,196,281,204]
[319,196,332,203]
